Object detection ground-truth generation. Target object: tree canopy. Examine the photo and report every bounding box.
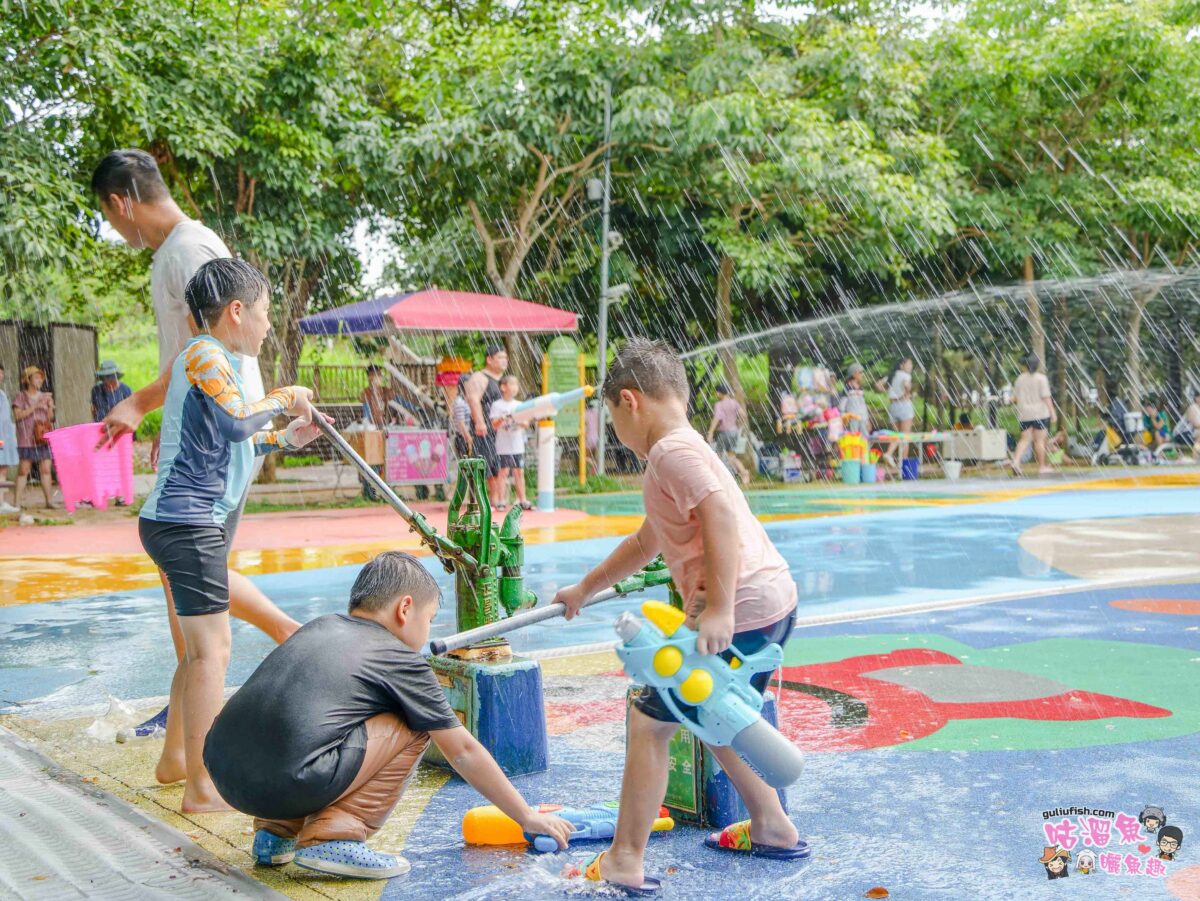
[3,0,1198,404]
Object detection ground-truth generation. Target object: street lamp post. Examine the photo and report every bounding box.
[595,80,613,476]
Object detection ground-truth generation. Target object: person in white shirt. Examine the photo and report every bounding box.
[488,375,532,510]
[882,357,915,468]
[91,149,298,783]
[1010,353,1056,476]
[1173,391,1200,460]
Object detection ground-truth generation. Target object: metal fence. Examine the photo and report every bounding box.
[291,363,437,404]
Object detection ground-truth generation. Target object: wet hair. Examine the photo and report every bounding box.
[1141,806,1166,827]
[602,337,689,405]
[485,344,505,358]
[348,551,440,614]
[90,149,170,204]
[1025,354,1040,372]
[1158,826,1183,846]
[366,364,383,376]
[715,383,730,396]
[183,258,269,331]
[500,374,519,388]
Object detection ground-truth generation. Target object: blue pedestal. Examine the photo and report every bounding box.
[627,687,787,828]
[425,654,548,778]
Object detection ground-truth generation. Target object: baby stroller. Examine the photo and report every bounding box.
[1090,414,1152,466]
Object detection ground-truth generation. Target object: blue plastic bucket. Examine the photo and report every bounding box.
[859,462,877,485]
[901,459,920,481]
[842,460,862,484]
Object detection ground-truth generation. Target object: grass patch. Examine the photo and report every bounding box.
[555,473,631,495]
[242,495,383,515]
[278,454,324,468]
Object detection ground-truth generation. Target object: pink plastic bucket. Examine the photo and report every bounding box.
[44,423,134,512]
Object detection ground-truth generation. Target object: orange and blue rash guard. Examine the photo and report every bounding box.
[141,336,298,526]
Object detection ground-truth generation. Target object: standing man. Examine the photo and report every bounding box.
[91,360,133,422]
[464,344,507,507]
[92,149,299,779]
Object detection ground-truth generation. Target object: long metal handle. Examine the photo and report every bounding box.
[314,415,475,570]
[429,584,643,655]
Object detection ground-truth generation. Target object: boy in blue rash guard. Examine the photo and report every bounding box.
[139,257,325,812]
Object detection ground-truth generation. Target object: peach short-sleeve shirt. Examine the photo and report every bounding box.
[644,428,797,631]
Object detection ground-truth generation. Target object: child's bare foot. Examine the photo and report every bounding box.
[749,818,800,849]
[599,847,646,889]
[155,754,186,785]
[181,782,233,813]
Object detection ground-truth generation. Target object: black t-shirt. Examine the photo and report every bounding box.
[204,614,460,819]
[480,371,502,436]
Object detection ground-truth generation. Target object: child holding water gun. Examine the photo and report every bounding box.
[138,258,323,812]
[555,337,805,895]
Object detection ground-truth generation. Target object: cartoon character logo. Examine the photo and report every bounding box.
[1140,806,1166,834]
[1158,826,1184,861]
[1040,846,1070,879]
[1076,850,1095,874]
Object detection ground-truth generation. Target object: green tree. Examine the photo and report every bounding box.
[924,0,1200,404]
[380,6,633,383]
[0,0,237,315]
[618,19,959,398]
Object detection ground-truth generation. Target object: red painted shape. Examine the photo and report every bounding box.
[545,698,627,736]
[773,648,1171,752]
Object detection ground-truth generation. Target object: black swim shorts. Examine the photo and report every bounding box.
[633,609,796,724]
[139,518,233,616]
[474,432,500,477]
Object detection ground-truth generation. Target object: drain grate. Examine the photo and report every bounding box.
[0,727,283,900]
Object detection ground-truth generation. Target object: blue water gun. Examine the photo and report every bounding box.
[614,601,805,789]
[524,802,673,853]
[462,801,673,852]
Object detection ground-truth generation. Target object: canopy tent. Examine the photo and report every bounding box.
[300,289,578,337]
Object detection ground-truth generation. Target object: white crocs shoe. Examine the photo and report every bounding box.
[293,840,410,879]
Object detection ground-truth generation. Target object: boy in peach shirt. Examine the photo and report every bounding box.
[556,338,805,895]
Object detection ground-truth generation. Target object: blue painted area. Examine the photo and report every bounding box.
[2,486,1198,714]
[810,580,1200,654]
[380,582,1200,900]
[383,740,1200,900]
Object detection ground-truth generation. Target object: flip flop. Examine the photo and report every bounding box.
[703,820,811,860]
[562,851,662,896]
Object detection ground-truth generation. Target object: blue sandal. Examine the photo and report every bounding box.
[116,704,169,742]
[563,851,662,896]
[704,820,811,860]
